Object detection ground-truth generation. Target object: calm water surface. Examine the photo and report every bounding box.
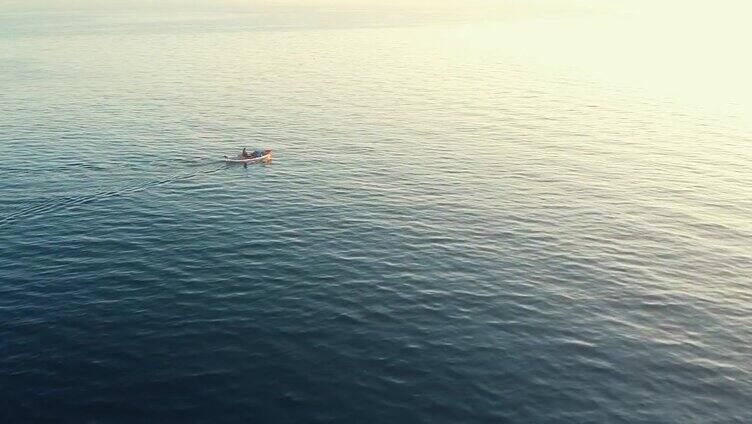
[1,10,751,423]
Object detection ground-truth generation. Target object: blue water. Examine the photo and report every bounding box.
[2,10,751,423]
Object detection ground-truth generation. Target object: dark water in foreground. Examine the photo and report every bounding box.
[1,11,751,423]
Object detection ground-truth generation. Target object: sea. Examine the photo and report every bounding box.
[1,6,751,423]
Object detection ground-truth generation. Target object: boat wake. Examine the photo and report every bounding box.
[0,163,227,227]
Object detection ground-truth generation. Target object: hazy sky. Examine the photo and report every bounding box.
[1,0,746,14]
[3,0,751,19]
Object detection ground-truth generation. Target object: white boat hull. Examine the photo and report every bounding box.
[224,153,272,164]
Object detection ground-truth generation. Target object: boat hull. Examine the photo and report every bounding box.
[224,153,272,164]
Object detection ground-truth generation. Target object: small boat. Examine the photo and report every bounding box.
[224,149,272,164]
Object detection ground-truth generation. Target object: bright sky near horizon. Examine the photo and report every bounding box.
[3,0,752,26]
[0,0,747,13]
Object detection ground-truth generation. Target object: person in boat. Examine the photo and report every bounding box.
[242,147,260,159]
